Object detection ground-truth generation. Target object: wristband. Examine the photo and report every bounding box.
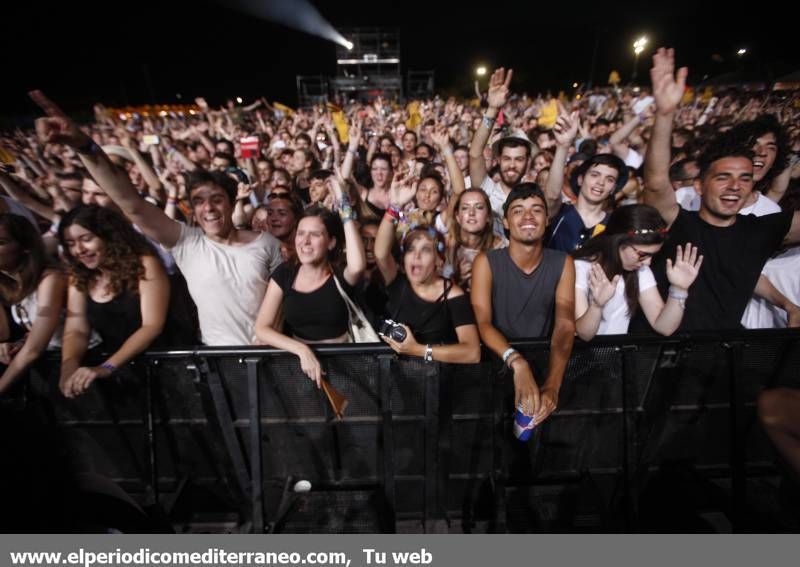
[482,115,496,130]
[502,347,518,364]
[668,286,688,300]
[424,344,434,363]
[100,362,117,373]
[386,205,402,219]
[668,286,688,309]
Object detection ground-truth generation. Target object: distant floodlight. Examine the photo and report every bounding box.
[236,97,243,104]
[344,40,354,50]
[633,36,648,55]
[572,82,579,88]
[737,48,747,56]
[476,66,487,77]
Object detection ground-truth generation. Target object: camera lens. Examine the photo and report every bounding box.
[391,326,407,342]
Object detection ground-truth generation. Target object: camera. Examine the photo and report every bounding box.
[379,319,407,342]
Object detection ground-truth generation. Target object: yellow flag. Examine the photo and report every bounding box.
[331,109,349,144]
[272,101,295,116]
[405,101,422,130]
[539,99,558,129]
[0,147,14,165]
[681,87,695,105]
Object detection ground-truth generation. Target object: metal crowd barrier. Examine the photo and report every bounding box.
[5,329,800,533]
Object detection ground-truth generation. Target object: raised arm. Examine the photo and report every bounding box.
[340,120,362,182]
[30,91,182,248]
[329,175,366,285]
[374,172,417,285]
[431,128,466,196]
[119,130,164,201]
[643,48,686,227]
[0,167,58,223]
[469,68,512,188]
[609,111,648,158]
[547,106,580,219]
[639,243,703,334]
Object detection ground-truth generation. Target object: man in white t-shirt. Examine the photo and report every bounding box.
[468,68,533,239]
[31,91,282,346]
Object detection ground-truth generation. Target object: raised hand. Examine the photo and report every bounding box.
[389,171,418,208]
[666,243,703,291]
[650,48,688,116]
[236,182,253,202]
[348,119,363,149]
[487,68,513,110]
[588,263,620,308]
[29,90,91,148]
[430,127,451,151]
[553,102,580,147]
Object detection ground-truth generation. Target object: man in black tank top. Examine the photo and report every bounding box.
[471,184,576,426]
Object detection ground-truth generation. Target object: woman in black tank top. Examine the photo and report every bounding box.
[255,178,367,387]
[374,180,480,364]
[57,205,173,399]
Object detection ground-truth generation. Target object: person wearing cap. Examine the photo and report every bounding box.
[543,108,629,252]
[471,183,575,427]
[468,68,533,239]
[638,48,800,331]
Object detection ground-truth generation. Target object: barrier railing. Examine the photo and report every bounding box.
[6,329,800,533]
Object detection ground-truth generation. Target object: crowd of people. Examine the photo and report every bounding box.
[0,47,799,431]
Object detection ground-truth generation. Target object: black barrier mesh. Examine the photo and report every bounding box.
[16,332,800,533]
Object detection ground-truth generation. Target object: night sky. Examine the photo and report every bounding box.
[3,0,798,120]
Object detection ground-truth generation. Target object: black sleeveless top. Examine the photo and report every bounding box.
[87,289,153,354]
[385,274,476,345]
[86,274,199,353]
[271,263,355,341]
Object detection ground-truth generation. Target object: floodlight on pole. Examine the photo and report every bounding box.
[632,36,648,83]
[476,66,487,77]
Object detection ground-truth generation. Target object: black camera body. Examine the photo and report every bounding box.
[379,319,407,342]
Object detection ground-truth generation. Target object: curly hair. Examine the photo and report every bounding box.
[57,205,156,296]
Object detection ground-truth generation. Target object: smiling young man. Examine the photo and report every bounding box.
[640,49,800,331]
[469,68,535,239]
[471,183,575,426]
[30,91,282,346]
[542,108,629,252]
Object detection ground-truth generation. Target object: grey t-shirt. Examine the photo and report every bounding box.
[486,247,567,339]
[168,224,282,346]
